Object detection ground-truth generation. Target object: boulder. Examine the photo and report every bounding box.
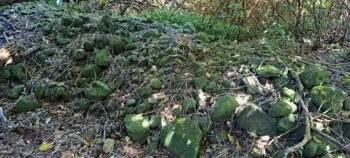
[183,98,197,114]
[299,66,329,89]
[137,87,153,98]
[73,49,86,60]
[111,37,124,53]
[160,118,203,158]
[150,78,162,89]
[281,87,300,102]
[7,85,24,99]
[344,97,350,110]
[269,99,297,117]
[81,64,101,78]
[0,67,11,79]
[303,136,338,158]
[237,104,277,136]
[277,114,296,132]
[194,77,208,89]
[10,64,26,80]
[310,86,347,113]
[124,114,150,144]
[83,40,95,52]
[98,15,114,33]
[256,65,281,78]
[86,81,112,101]
[149,115,161,128]
[125,43,137,50]
[209,95,239,123]
[14,96,41,113]
[136,103,152,113]
[94,50,110,67]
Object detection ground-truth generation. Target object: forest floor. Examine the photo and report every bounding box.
[0,2,350,158]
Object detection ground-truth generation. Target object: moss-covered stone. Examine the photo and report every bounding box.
[73,17,84,27]
[0,67,11,79]
[81,64,102,78]
[7,85,24,99]
[303,137,338,158]
[94,50,110,67]
[183,98,197,114]
[56,37,70,45]
[73,49,86,60]
[150,78,162,89]
[237,104,277,136]
[242,76,264,95]
[209,95,239,123]
[83,40,95,52]
[160,118,203,158]
[256,65,281,78]
[192,115,211,134]
[86,81,112,101]
[111,37,124,53]
[310,86,347,113]
[79,99,93,111]
[144,29,161,39]
[194,77,208,89]
[10,64,26,80]
[137,87,153,98]
[274,74,291,89]
[269,99,297,117]
[204,81,216,91]
[95,35,111,49]
[98,15,114,33]
[124,114,150,144]
[300,66,329,89]
[281,87,300,102]
[149,115,161,128]
[14,96,41,113]
[277,114,296,132]
[344,97,350,110]
[61,17,73,26]
[136,103,152,113]
[35,84,47,99]
[125,43,137,50]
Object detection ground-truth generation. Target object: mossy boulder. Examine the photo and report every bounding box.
[125,43,137,50]
[94,50,110,67]
[299,66,329,89]
[95,35,111,49]
[111,37,124,53]
[7,85,24,99]
[86,81,112,101]
[56,37,70,45]
[310,86,347,113]
[303,137,338,158]
[81,64,101,78]
[73,17,84,27]
[274,75,291,89]
[150,78,162,89]
[73,49,86,60]
[344,97,350,110]
[98,15,114,33]
[237,104,277,136]
[269,99,297,117]
[136,103,152,113]
[281,87,300,102]
[209,130,228,143]
[194,77,208,89]
[0,67,11,79]
[10,64,26,80]
[149,115,161,128]
[204,81,216,91]
[83,40,95,52]
[160,118,203,158]
[209,95,239,123]
[14,96,41,113]
[192,115,211,134]
[183,98,197,114]
[34,84,47,99]
[144,29,161,39]
[256,65,281,78]
[137,87,153,98]
[61,17,73,26]
[277,114,297,132]
[124,114,150,144]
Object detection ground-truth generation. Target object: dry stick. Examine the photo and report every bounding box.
[283,70,312,158]
[311,127,350,154]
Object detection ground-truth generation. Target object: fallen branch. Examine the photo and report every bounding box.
[311,127,350,154]
[283,69,312,158]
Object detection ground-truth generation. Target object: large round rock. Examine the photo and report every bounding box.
[209,95,239,123]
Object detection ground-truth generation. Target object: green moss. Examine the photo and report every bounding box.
[183,98,197,114]
[10,64,26,80]
[73,49,86,60]
[136,103,152,113]
[125,43,137,50]
[98,15,114,33]
[81,64,102,79]
[300,65,329,89]
[56,37,70,45]
[269,99,297,117]
[194,77,208,89]
[137,87,153,98]
[192,115,211,134]
[86,81,112,101]
[310,86,347,113]
[281,87,300,102]
[83,40,95,52]
[7,85,24,99]
[73,17,84,27]
[277,114,296,132]
[209,95,239,123]
[61,17,73,27]
[111,37,125,53]
[0,67,11,79]
[150,78,162,89]
[149,115,161,128]
[160,118,203,158]
[35,84,47,99]
[344,97,350,110]
[143,29,161,39]
[237,104,277,136]
[204,81,216,91]
[124,114,150,144]
[93,49,110,67]
[256,65,281,78]
[14,96,41,113]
